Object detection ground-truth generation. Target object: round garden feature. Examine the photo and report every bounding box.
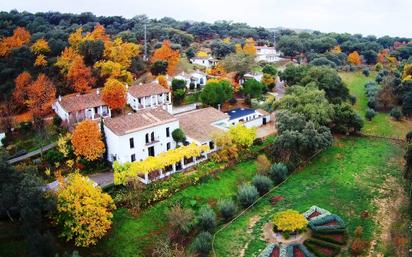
[258,206,348,257]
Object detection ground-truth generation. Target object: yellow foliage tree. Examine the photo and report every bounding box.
[104,37,140,68]
[34,54,48,67]
[94,60,133,84]
[56,47,81,75]
[57,133,72,158]
[347,51,362,65]
[243,38,257,56]
[113,143,209,185]
[196,51,208,58]
[228,124,256,149]
[330,45,342,54]
[55,173,116,247]
[402,63,412,81]
[235,43,243,54]
[31,38,50,54]
[71,120,105,161]
[272,209,308,232]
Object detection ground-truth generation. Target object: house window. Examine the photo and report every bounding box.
[148,146,155,157]
[145,133,149,144]
[167,142,171,150]
[131,154,136,162]
[209,141,215,150]
[166,127,170,137]
[129,138,134,149]
[151,132,155,142]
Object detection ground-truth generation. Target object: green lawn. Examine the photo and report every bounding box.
[214,137,406,256]
[340,71,411,138]
[90,161,259,257]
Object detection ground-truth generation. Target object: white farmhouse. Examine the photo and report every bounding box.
[104,107,179,165]
[226,108,271,128]
[127,81,172,113]
[175,107,229,151]
[190,56,218,68]
[256,45,282,63]
[173,70,207,89]
[52,89,111,125]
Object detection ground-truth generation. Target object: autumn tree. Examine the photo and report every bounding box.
[27,74,56,117]
[94,60,133,84]
[208,63,226,77]
[71,120,105,161]
[34,54,48,67]
[243,38,257,55]
[67,56,95,93]
[157,75,169,90]
[55,172,115,247]
[152,40,180,75]
[104,37,140,68]
[0,27,31,57]
[12,71,32,111]
[347,51,362,65]
[101,78,127,111]
[31,38,50,55]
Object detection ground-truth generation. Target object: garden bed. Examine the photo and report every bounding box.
[303,239,341,257]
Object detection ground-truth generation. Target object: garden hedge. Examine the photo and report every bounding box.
[303,239,341,257]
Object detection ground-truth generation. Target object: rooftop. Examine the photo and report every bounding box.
[128,81,169,98]
[226,108,257,120]
[175,107,229,143]
[104,107,177,136]
[56,88,106,113]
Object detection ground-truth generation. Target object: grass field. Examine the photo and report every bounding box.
[213,137,409,256]
[340,71,411,138]
[90,161,258,257]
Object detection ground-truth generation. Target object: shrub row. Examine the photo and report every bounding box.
[308,214,346,231]
[312,231,348,245]
[286,244,315,257]
[257,243,277,257]
[303,239,341,257]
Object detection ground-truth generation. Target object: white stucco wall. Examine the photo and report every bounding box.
[104,120,179,164]
[0,132,5,147]
[52,101,69,121]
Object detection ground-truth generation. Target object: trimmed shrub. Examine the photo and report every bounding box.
[217,199,237,221]
[268,163,288,184]
[252,175,273,195]
[192,231,212,256]
[362,68,370,77]
[287,244,315,257]
[365,109,376,121]
[53,115,62,127]
[312,231,348,245]
[237,184,259,208]
[197,205,216,232]
[390,107,402,121]
[304,238,341,257]
[350,95,357,105]
[406,131,412,142]
[308,214,346,232]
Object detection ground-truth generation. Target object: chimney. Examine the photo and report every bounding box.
[139,82,143,86]
[96,89,100,95]
[58,95,62,102]
[217,104,221,111]
[125,84,129,90]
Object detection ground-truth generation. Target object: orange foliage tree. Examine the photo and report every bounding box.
[69,24,110,50]
[0,27,31,57]
[12,72,32,110]
[71,120,105,161]
[67,56,95,93]
[34,54,48,67]
[208,63,226,76]
[157,75,169,90]
[101,78,127,110]
[152,40,180,75]
[26,74,56,117]
[347,51,362,65]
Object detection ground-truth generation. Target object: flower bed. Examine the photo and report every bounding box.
[303,239,341,257]
[308,214,346,232]
[286,244,315,257]
[312,231,348,245]
[257,243,279,257]
[303,205,331,221]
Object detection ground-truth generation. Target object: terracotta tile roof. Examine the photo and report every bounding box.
[104,107,177,136]
[175,107,229,143]
[128,82,169,98]
[57,89,106,113]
